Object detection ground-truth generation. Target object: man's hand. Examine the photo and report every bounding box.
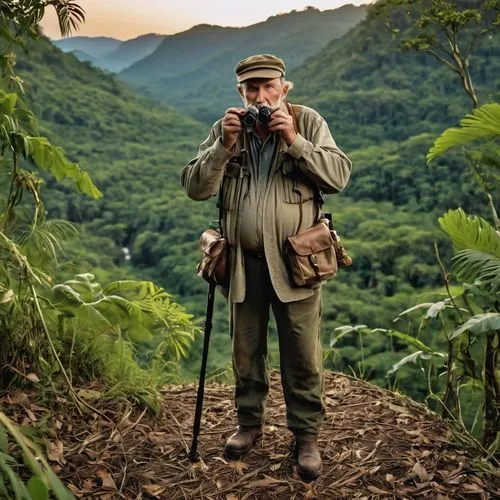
[268,109,297,146]
[222,107,244,151]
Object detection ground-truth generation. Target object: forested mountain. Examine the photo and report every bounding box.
[70,48,99,64]
[118,5,367,123]
[288,4,500,215]
[16,2,499,397]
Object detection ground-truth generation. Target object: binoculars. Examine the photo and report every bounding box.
[240,105,274,127]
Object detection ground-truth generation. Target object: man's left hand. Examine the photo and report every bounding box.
[267,110,297,146]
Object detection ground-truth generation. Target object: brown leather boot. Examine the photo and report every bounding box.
[224,426,262,460]
[295,435,322,481]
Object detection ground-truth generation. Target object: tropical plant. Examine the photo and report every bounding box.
[44,274,196,412]
[0,0,197,408]
[427,103,500,161]
[428,102,500,228]
[1,0,85,89]
[0,2,197,496]
[439,208,500,451]
[333,98,500,455]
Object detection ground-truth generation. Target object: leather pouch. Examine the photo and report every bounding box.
[197,228,229,287]
[285,221,337,287]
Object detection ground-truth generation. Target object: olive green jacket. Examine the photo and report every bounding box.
[181,104,352,303]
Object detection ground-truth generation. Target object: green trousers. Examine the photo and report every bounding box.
[230,253,325,436]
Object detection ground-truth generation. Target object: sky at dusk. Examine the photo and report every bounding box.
[42,0,369,40]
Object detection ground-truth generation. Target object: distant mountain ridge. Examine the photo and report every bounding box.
[118,5,367,122]
[53,33,164,72]
[54,35,122,57]
[104,34,165,72]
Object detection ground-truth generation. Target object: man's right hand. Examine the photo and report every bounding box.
[222,107,244,151]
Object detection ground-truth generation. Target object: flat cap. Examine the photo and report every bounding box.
[235,54,286,83]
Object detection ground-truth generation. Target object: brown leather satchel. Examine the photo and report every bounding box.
[197,227,229,287]
[197,173,230,287]
[285,221,338,287]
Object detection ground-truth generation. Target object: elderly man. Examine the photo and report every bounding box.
[181,54,351,480]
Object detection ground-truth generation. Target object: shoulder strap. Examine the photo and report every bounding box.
[287,102,325,210]
[217,130,248,236]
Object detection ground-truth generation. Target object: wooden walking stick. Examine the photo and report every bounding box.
[188,279,216,462]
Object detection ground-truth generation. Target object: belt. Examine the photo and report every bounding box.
[243,250,266,261]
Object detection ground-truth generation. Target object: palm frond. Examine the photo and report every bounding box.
[49,1,86,37]
[452,249,500,291]
[427,103,500,162]
[439,208,500,257]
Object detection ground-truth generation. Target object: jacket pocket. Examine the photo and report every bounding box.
[280,158,314,204]
[221,163,248,211]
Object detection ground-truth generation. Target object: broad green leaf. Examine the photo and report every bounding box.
[333,324,367,334]
[27,476,49,500]
[459,378,484,392]
[59,277,101,302]
[331,324,367,346]
[397,301,454,319]
[427,102,500,162]
[439,208,500,257]
[450,313,500,340]
[26,136,103,199]
[127,324,154,344]
[424,301,451,318]
[387,350,445,375]
[371,328,434,352]
[0,92,18,115]
[52,284,85,307]
[331,325,433,353]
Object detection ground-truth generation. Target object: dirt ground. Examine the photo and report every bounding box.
[3,370,500,499]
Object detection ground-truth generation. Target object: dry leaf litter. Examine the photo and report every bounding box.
[2,371,499,499]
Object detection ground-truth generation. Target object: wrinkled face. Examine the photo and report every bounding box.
[238,77,288,109]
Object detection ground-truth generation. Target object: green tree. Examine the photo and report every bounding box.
[374,0,500,108]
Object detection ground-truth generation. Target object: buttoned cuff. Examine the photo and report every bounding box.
[286,133,308,159]
[211,137,235,167]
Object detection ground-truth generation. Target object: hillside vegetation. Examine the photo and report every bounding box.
[1,2,499,496]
